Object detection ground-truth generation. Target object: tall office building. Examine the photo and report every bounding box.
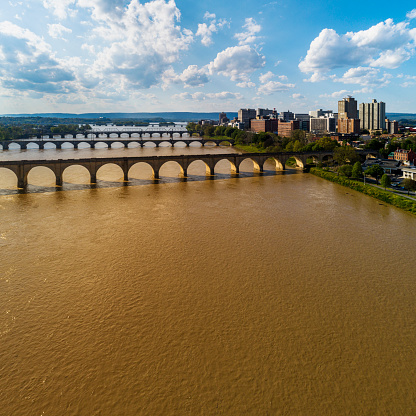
[359,99,386,131]
[338,96,357,119]
[238,108,256,127]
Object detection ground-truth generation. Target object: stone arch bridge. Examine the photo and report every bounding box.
[0,151,348,188]
[0,136,233,150]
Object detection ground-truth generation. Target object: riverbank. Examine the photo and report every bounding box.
[310,168,416,215]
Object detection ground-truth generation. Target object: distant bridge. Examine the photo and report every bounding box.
[0,128,191,145]
[0,135,232,150]
[0,151,344,188]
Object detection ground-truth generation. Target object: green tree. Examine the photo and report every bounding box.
[380,174,391,189]
[351,161,363,179]
[285,141,294,152]
[402,178,416,195]
[293,140,302,152]
[312,136,339,151]
[338,164,353,178]
[365,164,384,184]
[333,146,359,165]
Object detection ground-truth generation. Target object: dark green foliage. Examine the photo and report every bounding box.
[338,165,353,178]
[351,161,363,179]
[365,164,384,184]
[380,174,391,189]
[310,168,416,215]
[333,146,359,165]
[402,178,416,195]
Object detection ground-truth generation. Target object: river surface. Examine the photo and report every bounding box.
[0,144,416,415]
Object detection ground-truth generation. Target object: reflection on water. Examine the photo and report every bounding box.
[0,147,416,415]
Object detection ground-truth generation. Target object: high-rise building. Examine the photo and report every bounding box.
[238,108,256,127]
[309,109,333,118]
[359,99,386,131]
[385,118,398,134]
[310,115,336,134]
[294,114,310,131]
[338,96,357,119]
[219,112,228,124]
[256,108,276,118]
[279,111,295,122]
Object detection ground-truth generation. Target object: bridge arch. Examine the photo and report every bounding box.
[187,159,212,176]
[237,157,264,173]
[62,164,91,184]
[269,157,285,171]
[214,157,238,174]
[7,142,22,150]
[26,165,57,187]
[128,161,156,180]
[95,162,125,182]
[93,141,110,149]
[0,167,18,187]
[159,160,186,177]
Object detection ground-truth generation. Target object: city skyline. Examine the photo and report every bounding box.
[1,0,416,114]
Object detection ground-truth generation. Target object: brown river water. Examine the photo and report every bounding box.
[1,143,416,415]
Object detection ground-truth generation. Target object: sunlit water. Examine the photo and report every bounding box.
[0,144,416,415]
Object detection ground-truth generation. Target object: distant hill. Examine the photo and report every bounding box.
[0,112,238,122]
[386,113,416,120]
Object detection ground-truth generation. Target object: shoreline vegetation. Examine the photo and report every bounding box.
[310,168,416,216]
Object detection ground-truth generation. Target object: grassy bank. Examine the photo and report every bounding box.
[310,168,416,215]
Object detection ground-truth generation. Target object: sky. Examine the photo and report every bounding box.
[1,0,416,114]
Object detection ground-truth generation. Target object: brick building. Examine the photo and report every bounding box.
[251,119,279,133]
[278,120,300,137]
[338,118,360,134]
[393,149,416,163]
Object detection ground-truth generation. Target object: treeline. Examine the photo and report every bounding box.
[365,136,416,157]
[186,123,341,152]
[0,124,91,140]
[0,116,109,127]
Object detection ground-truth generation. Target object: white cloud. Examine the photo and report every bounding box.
[47,23,72,39]
[196,22,217,46]
[407,9,416,20]
[334,66,392,86]
[292,93,305,99]
[172,91,243,101]
[257,71,294,95]
[259,71,274,83]
[204,11,216,20]
[370,47,411,68]
[42,0,77,19]
[258,80,295,95]
[0,21,76,94]
[235,17,261,45]
[236,81,255,88]
[299,18,416,81]
[196,12,229,46]
[208,45,265,81]
[85,0,194,89]
[353,87,374,94]
[162,65,209,88]
[319,90,349,98]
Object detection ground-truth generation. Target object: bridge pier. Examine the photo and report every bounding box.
[56,176,63,186]
[2,142,9,150]
[153,169,160,179]
[155,142,159,148]
[90,173,96,183]
[39,143,44,150]
[74,143,79,149]
[56,143,62,150]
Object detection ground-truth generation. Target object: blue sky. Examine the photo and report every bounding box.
[1,0,416,114]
